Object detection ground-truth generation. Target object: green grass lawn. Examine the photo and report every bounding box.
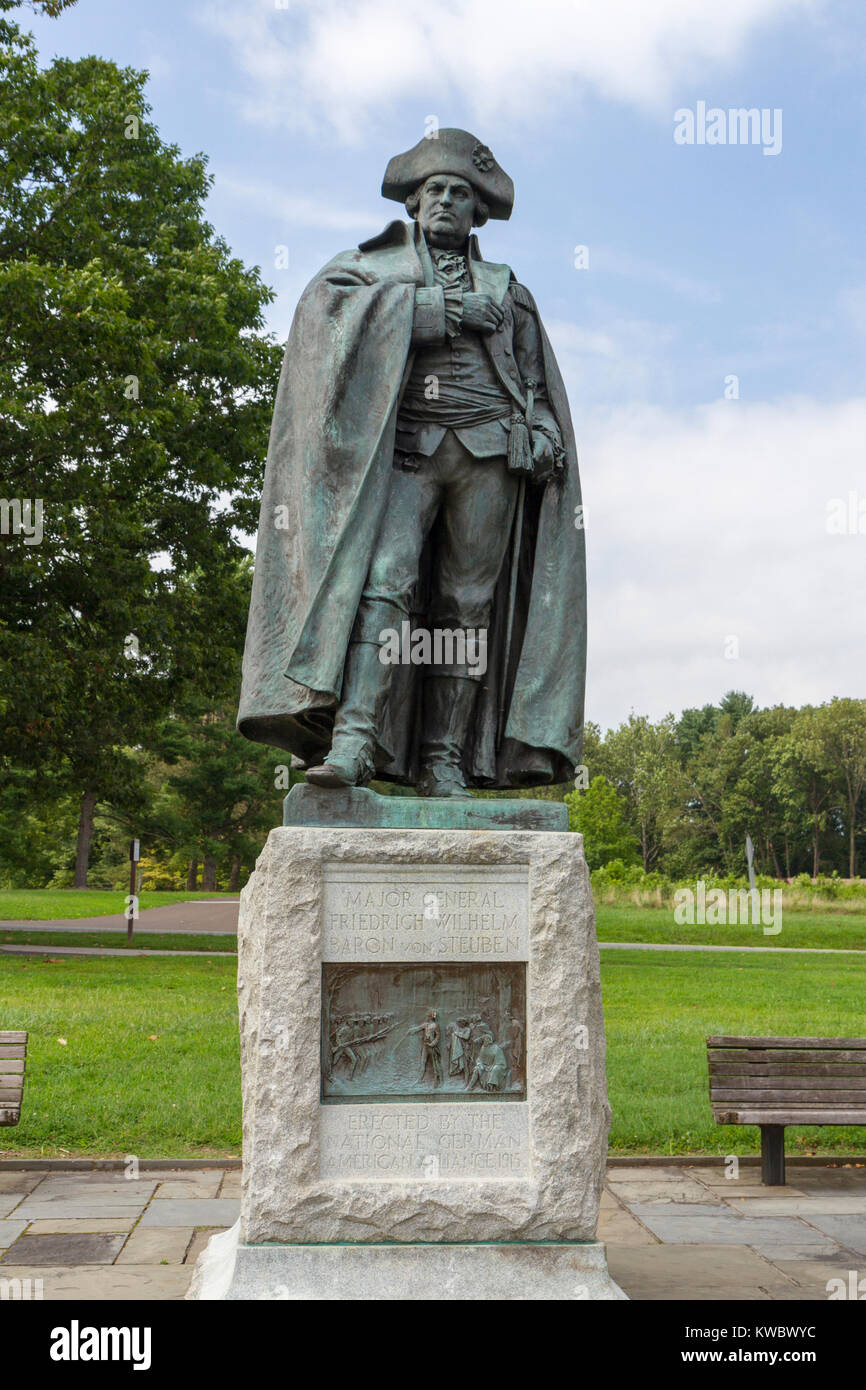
[1,946,864,1158]
[0,954,239,1157]
[603,946,866,1154]
[0,931,236,953]
[0,890,239,920]
[596,904,866,950]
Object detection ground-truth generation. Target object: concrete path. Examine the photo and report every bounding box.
[0,944,236,958]
[0,902,239,934]
[0,1162,863,1300]
[599,940,865,955]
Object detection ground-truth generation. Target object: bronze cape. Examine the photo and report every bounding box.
[237,220,587,787]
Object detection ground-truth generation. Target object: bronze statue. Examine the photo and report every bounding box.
[238,129,586,796]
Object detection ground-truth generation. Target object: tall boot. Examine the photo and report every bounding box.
[306,640,390,788]
[417,676,478,798]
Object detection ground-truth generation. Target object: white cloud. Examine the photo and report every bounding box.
[213,174,384,232]
[201,0,820,140]
[575,394,866,729]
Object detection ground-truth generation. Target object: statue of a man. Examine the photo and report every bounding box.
[238,129,587,796]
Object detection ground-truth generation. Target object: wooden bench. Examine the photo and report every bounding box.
[707,1035,866,1184]
[0,1031,27,1127]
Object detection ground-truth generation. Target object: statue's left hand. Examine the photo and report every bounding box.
[530,431,556,484]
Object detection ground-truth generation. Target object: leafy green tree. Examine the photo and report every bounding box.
[564,776,639,870]
[813,699,866,878]
[773,707,838,877]
[599,714,684,871]
[0,13,282,882]
[142,699,282,890]
[719,705,796,878]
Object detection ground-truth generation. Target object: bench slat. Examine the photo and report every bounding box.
[0,1088,24,1102]
[0,1109,21,1126]
[713,1108,866,1125]
[0,1060,25,1074]
[710,1075,866,1091]
[710,1063,866,1077]
[0,1074,26,1087]
[708,1036,866,1049]
[0,1032,27,1044]
[0,1045,26,1059]
[708,1050,866,1061]
[712,1089,866,1104]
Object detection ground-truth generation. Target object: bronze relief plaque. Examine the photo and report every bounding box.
[322,962,526,1103]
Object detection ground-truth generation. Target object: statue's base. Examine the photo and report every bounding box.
[283,782,567,831]
[187,1222,626,1301]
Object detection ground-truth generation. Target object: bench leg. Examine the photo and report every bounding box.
[761,1125,786,1185]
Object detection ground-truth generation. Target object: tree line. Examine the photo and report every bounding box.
[566,692,866,881]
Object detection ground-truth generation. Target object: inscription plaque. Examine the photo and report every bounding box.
[319,1102,530,1180]
[322,863,529,962]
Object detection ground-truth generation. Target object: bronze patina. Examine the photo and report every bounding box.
[238,129,586,797]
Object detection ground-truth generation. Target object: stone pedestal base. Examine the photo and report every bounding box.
[187,823,625,1300]
[188,1221,626,1301]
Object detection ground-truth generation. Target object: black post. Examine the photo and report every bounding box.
[761,1124,786,1185]
[127,838,139,944]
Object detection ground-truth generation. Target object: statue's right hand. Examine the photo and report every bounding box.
[462,292,505,335]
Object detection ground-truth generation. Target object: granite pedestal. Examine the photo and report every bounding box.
[189,796,625,1300]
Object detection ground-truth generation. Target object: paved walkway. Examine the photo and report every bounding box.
[599,941,865,955]
[0,902,239,934]
[0,944,236,958]
[0,1163,863,1300]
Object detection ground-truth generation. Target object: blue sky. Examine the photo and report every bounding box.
[22,0,866,731]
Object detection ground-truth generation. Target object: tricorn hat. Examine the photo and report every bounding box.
[381,128,514,220]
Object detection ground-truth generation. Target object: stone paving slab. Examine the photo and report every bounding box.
[138,1198,240,1228]
[607,1180,722,1204]
[0,1174,42,1194]
[153,1175,223,1199]
[184,1229,229,1266]
[605,1166,693,1182]
[0,1220,28,1249]
[784,1167,866,1190]
[18,1179,158,1201]
[709,1185,806,1198]
[597,1206,660,1246]
[23,1218,136,1235]
[0,1264,192,1299]
[748,1241,847,1261]
[800,1215,866,1255]
[632,1210,836,1246]
[607,1243,801,1301]
[117,1227,194,1265]
[725,1196,866,1216]
[0,1232,127,1266]
[10,1203,148,1221]
[769,1261,861,1299]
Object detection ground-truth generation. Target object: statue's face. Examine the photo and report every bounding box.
[416,174,475,247]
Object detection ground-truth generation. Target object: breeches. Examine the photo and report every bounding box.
[353,429,519,675]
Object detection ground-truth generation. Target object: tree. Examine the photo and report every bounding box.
[773,707,838,878]
[0,15,282,882]
[814,699,866,878]
[142,697,281,891]
[599,714,684,871]
[564,776,639,870]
